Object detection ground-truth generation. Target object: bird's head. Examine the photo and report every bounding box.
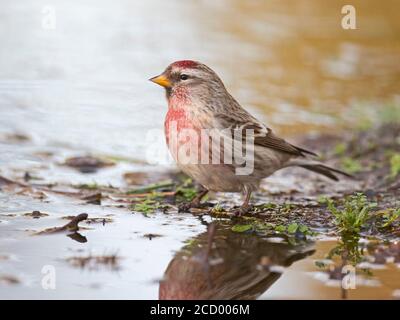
[149,60,226,101]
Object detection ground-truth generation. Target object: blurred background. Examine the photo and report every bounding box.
[0,0,399,162]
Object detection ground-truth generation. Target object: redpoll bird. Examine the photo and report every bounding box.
[150,60,350,214]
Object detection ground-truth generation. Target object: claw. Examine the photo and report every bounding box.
[233,205,253,217]
[177,189,208,213]
[178,202,196,213]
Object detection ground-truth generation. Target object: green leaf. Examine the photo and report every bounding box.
[231,224,253,233]
[275,225,286,233]
[299,224,309,233]
[287,223,299,234]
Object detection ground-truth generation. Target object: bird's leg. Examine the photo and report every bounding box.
[178,188,209,212]
[241,189,252,212]
[191,188,209,207]
[234,189,252,216]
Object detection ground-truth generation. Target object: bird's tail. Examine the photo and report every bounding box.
[284,159,353,181]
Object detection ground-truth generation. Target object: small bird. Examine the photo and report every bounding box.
[150,60,350,214]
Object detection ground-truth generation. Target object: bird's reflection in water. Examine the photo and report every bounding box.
[159,222,315,300]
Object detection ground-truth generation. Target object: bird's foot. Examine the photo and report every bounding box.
[178,201,202,213]
[177,188,209,213]
[232,205,253,217]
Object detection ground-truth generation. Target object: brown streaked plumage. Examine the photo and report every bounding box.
[150,60,351,214]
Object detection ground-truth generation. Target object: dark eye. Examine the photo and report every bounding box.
[180,74,189,80]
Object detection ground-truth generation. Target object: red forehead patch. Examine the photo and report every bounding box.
[172,60,199,69]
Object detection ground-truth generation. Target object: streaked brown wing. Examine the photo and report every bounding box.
[214,112,316,157]
[254,128,317,157]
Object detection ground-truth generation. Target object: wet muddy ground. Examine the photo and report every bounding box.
[0,123,399,299]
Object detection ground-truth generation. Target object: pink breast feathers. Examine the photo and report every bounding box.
[164,108,203,163]
[165,108,196,145]
[165,86,197,145]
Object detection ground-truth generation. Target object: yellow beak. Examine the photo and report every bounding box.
[149,74,171,88]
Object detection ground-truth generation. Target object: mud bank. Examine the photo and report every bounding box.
[0,124,399,299]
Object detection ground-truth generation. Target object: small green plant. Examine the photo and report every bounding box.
[380,208,400,228]
[389,153,400,179]
[314,260,330,269]
[334,143,347,156]
[231,224,253,233]
[259,203,277,210]
[183,238,198,247]
[131,199,161,216]
[317,195,329,204]
[274,224,286,233]
[281,203,296,212]
[211,203,225,214]
[230,218,315,242]
[327,233,365,267]
[340,157,363,174]
[274,223,313,236]
[175,178,199,202]
[326,193,377,234]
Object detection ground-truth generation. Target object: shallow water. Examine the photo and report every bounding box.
[2,201,400,299]
[1,0,400,299]
[0,193,206,299]
[1,0,400,160]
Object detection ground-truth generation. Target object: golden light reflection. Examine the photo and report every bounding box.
[188,0,400,136]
